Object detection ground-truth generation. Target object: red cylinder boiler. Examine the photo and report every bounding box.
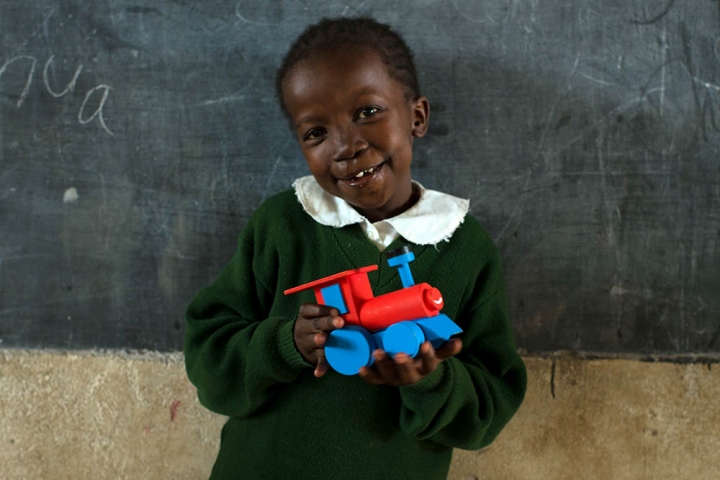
[358,283,444,331]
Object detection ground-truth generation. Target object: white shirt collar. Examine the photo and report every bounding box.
[292,175,469,246]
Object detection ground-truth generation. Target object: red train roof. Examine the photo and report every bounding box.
[283,265,378,295]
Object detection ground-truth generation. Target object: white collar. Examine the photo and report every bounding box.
[292,175,469,245]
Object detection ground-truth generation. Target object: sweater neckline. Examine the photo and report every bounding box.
[329,224,431,289]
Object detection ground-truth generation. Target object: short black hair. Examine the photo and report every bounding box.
[276,17,420,118]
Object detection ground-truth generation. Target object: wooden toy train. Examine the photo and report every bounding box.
[284,246,462,375]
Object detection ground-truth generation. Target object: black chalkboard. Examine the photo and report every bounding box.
[1,0,719,355]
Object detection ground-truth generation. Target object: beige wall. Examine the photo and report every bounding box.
[1,350,718,479]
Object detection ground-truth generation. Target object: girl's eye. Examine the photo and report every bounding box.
[358,107,379,119]
[303,128,326,141]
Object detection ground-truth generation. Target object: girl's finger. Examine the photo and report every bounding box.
[372,350,397,382]
[393,353,420,385]
[314,332,328,347]
[358,366,384,385]
[299,303,339,319]
[417,342,437,375]
[435,338,462,360]
[314,354,331,378]
[311,313,344,332]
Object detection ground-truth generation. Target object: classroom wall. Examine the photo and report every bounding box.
[1,351,718,480]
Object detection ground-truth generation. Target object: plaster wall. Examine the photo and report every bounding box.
[1,351,717,479]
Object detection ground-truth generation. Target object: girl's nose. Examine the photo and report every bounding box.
[334,125,368,161]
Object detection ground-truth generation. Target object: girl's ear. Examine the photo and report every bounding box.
[411,96,430,138]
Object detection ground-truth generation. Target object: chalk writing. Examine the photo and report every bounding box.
[0,53,114,136]
[78,84,114,136]
[0,55,37,107]
[42,55,83,98]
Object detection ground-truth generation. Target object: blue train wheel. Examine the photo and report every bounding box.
[325,325,376,376]
[382,321,425,358]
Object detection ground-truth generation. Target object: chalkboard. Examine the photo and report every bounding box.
[1,0,719,355]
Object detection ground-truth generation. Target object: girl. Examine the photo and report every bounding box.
[185,17,526,480]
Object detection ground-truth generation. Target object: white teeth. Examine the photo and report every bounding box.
[353,167,376,179]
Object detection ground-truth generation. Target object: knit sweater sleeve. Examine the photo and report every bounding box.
[397,233,527,450]
[184,220,310,418]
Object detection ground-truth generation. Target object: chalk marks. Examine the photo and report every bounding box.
[0,56,37,107]
[198,93,246,107]
[451,0,501,24]
[579,72,612,87]
[63,187,79,204]
[197,73,256,107]
[534,52,581,167]
[262,138,290,200]
[42,55,83,98]
[234,0,283,26]
[693,76,720,93]
[0,187,17,201]
[636,56,719,155]
[233,0,369,25]
[78,85,114,136]
[630,0,677,25]
[340,0,369,17]
[0,53,114,136]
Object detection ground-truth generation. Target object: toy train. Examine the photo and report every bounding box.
[284,246,462,375]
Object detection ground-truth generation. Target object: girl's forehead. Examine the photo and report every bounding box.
[302,45,386,79]
[283,46,394,99]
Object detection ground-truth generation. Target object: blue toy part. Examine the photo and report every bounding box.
[386,250,416,288]
[414,314,462,349]
[325,315,462,376]
[378,321,425,358]
[319,284,348,314]
[325,325,376,376]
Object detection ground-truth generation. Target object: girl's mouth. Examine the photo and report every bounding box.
[340,162,385,186]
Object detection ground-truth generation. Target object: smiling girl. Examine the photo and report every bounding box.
[185,17,526,480]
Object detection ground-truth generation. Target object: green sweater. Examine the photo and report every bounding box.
[184,188,526,480]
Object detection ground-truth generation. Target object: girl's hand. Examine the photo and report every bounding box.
[293,303,344,378]
[358,339,462,386]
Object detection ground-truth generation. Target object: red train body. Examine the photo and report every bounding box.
[284,248,461,375]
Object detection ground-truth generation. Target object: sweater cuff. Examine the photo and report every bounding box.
[277,318,313,372]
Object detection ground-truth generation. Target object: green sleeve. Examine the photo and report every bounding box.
[184,232,311,418]
[397,270,527,450]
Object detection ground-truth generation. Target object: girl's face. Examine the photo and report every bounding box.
[281,45,429,223]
